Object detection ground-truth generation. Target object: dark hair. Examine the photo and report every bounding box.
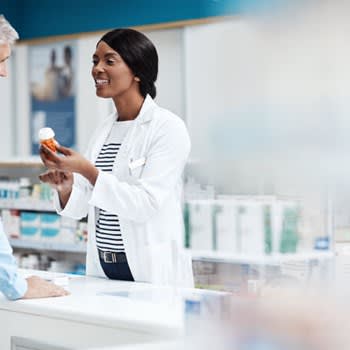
[99,28,158,98]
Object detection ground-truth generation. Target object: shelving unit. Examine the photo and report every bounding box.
[0,198,54,211]
[0,160,86,274]
[0,157,45,177]
[0,160,335,283]
[9,238,87,253]
[189,249,334,265]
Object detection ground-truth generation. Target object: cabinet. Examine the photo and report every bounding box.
[184,194,334,292]
[0,159,86,274]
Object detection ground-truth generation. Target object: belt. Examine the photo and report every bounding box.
[98,250,127,264]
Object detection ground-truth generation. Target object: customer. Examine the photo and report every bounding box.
[39,28,193,287]
[0,14,68,299]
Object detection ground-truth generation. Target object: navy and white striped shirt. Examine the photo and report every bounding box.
[95,120,134,253]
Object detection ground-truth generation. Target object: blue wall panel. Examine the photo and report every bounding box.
[9,0,240,40]
[0,0,19,26]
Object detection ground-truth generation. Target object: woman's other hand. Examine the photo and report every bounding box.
[38,169,73,208]
[39,169,73,192]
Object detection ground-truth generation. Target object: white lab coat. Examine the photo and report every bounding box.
[55,95,194,287]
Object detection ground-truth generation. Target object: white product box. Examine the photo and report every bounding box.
[40,213,60,241]
[237,201,265,254]
[216,200,237,253]
[20,212,41,240]
[188,200,214,250]
[59,227,76,244]
[2,209,20,238]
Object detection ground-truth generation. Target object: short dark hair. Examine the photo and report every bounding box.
[99,28,158,98]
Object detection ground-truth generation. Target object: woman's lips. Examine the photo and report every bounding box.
[95,79,109,87]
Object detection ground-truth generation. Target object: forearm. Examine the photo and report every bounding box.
[54,173,91,220]
[0,272,27,300]
[0,232,26,299]
[0,248,27,300]
[79,162,99,186]
[57,188,72,209]
[89,171,161,223]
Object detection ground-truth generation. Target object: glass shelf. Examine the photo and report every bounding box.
[9,238,86,253]
[189,249,334,265]
[0,199,55,211]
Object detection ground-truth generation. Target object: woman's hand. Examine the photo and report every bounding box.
[39,169,73,192]
[40,144,87,173]
[39,169,73,209]
[39,145,99,185]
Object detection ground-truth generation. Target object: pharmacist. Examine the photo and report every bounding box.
[39,28,193,287]
[0,14,68,300]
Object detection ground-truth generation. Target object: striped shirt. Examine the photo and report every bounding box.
[95,120,134,252]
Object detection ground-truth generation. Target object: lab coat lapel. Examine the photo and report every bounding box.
[123,95,157,155]
[90,114,116,162]
[92,95,157,175]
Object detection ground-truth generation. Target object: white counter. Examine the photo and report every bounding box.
[0,269,189,350]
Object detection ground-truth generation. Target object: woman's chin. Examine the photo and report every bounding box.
[96,89,110,98]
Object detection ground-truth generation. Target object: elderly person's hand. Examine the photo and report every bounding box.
[23,276,69,299]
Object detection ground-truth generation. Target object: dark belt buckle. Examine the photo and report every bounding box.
[101,251,117,263]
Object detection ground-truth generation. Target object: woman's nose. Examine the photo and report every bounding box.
[92,62,105,73]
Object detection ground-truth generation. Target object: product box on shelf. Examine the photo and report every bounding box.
[237,200,266,255]
[2,209,20,238]
[60,216,78,244]
[76,221,88,243]
[215,200,237,253]
[20,212,41,239]
[188,200,214,250]
[186,196,302,256]
[40,213,60,241]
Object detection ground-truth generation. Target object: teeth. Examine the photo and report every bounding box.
[95,79,109,85]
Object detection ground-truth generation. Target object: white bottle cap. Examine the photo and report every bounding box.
[38,127,55,141]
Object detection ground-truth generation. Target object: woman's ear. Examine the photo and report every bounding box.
[134,76,140,82]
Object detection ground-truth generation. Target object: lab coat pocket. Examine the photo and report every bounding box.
[128,157,146,179]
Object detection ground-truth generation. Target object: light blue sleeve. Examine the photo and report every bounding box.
[0,219,27,300]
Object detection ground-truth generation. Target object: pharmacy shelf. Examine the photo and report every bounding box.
[0,158,45,178]
[0,199,55,212]
[0,157,43,167]
[189,250,334,265]
[9,238,86,253]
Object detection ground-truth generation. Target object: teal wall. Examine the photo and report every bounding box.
[1,0,19,26]
[2,0,241,40]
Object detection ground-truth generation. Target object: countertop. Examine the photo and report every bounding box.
[0,269,189,337]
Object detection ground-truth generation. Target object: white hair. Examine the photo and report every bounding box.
[0,15,19,45]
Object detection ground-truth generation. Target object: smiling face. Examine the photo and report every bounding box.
[91,41,139,100]
[0,43,11,77]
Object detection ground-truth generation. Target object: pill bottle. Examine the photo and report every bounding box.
[38,127,58,152]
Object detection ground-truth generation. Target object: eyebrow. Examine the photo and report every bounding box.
[0,56,9,63]
[92,52,119,59]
